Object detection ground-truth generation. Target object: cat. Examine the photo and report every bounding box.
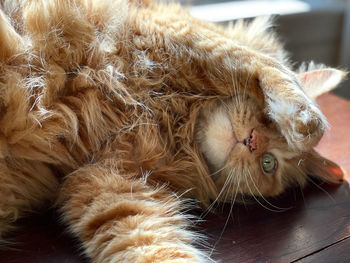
[0,0,346,262]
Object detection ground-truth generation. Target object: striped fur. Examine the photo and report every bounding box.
[0,0,345,262]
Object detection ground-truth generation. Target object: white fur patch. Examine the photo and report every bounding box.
[200,108,235,168]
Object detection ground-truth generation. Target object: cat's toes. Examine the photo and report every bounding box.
[269,100,326,151]
[292,106,326,149]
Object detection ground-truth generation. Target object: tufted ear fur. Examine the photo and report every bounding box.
[299,68,347,99]
[303,150,345,185]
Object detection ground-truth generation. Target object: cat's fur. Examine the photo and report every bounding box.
[0,0,346,262]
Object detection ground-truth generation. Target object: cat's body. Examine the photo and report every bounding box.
[0,0,345,262]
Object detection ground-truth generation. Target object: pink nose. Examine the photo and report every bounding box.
[243,129,258,152]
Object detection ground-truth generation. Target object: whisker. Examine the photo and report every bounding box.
[247,169,291,211]
[209,164,229,177]
[201,166,231,218]
[293,165,336,203]
[221,45,240,106]
[306,176,336,203]
[245,168,289,212]
[209,168,240,257]
[219,170,235,208]
[243,68,253,101]
[222,170,235,205]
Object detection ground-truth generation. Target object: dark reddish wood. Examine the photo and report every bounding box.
[202,182,350,263]
[295,236,350,263]
[0,212,88,263]
[0,93,350,263]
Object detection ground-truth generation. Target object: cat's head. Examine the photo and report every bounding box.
[195,66,346,201]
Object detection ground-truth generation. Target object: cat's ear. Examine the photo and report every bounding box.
[303,150,344,185]
[299,68,347,99]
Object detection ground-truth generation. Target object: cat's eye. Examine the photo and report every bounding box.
[261,153,277,173]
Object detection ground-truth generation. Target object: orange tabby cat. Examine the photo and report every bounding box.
[0,0,346,262]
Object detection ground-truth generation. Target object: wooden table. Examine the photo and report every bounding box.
[1,93,350,263]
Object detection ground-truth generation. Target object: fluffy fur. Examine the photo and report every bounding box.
[0,0,346,262]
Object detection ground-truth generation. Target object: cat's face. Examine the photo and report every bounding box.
[195,93,342,202]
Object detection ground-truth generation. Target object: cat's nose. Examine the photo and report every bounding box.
[243,129,258,152]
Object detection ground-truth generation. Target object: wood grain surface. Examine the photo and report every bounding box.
[1,93,349,263]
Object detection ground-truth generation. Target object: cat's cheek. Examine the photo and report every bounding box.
[198,108,236,168]
[200,132,234,169]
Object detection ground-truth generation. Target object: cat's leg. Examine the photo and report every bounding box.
[59,165,209,263]
[0,158,59,238]
[255,59,327,151]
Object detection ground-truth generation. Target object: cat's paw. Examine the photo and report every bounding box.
[267,97,326,151]
[257,62,328,151]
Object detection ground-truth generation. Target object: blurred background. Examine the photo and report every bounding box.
[167,0,350,99]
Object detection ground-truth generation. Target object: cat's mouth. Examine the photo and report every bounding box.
[227,123,259,160]
[223,116,259,161]
[197,105,256,168]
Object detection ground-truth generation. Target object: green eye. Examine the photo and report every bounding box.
[261,153,277,173]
